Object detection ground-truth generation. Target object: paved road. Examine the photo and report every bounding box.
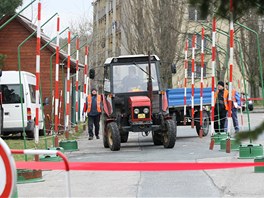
[17,112,264,197]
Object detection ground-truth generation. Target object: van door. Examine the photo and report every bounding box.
[1,84,26,128]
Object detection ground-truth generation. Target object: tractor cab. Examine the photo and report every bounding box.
[93,54,176,151]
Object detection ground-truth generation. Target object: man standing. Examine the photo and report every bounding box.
[86,88,102,140]
[214,81,229,133]
[225,82,241,132]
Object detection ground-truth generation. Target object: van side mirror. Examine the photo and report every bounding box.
[171,64,176,74]
[89,69,95,79]
[43,97,49,106]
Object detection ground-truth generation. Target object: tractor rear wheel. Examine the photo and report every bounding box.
[152,131,163,145]
[163,119,176,148]
[106,122,121,151]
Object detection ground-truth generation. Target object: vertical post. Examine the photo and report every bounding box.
[54,16,60,147]
[83,46,88,117]
[75,37,80,132]
[191,35,196,128]
[58,90,63,127]
[65,31,71,139]
[226,0,234,153]
[199,27,205,138]
[35,0,41,144]
[209,16,216,150]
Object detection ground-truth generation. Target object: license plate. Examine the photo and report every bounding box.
[138,114,145,118]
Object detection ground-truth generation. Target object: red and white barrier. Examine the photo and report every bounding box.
[65,31,71,130]
[54,15,60,133]
[75,38,80,125]
[183,39,188,125]
[83,46,89,117]
[11,149,71,197]
[191,35,196,128]
[199,27,205,137]
[34,0,41,144]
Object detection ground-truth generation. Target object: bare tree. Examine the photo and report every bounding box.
[235,11,263,98]
[121,0,187,88]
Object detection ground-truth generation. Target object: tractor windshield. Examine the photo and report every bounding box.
[112,63,159,93]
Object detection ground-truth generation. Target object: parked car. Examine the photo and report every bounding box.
[240,92,254,111]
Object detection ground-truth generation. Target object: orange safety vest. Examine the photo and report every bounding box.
[214,89,229,111]
[86,94,101,113]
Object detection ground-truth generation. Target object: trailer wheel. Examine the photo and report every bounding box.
[106,122,120,151]
[152,131,163,145]
[163,119,176,148]
[121,132,129,143]
[195,110,209,136]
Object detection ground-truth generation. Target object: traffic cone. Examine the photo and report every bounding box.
[209,138,215,150]
[199,128,203,138]
[226,138,231,153]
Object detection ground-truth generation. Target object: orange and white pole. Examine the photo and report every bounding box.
[226,0,234,153]
[184,40,188,125]
[209,16,216,150]
[199,27,205,138]
[83,46,89,118]
[191,35,196,128]
[65,31,71,138]
[35,0,41,144]
[75,37,79,131]
[58,90,63,126]
[54,16,60,146]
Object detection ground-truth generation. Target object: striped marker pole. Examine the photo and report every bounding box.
[199,27,205,138]
[65,31,71,139]
[35,0,41,144]
[191,35,196,128]
[58,90,63,127]
[83,46,88,118]
[226,0,234,153]
[183,40,188,125]
[54,16,60,147]
[75,37,80,132]
[209,16,216,150]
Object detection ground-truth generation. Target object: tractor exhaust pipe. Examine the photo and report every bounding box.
[147,51,153,103]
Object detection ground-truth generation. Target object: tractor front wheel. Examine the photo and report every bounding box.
[106,122,121,151]
[163,119,176,148]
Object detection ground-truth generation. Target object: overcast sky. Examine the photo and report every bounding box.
[17,0,94,38]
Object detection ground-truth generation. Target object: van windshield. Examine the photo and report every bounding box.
[0,84,24,104]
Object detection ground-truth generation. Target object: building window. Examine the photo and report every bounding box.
[187,34,207,49]
[187,62,207,78]
[188,6,207,21]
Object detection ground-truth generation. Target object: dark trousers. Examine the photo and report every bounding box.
[88,115,100,137]
[214,109,227,133]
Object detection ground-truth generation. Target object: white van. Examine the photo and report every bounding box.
[0,71,46,138]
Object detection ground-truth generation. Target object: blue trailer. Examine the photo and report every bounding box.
[166,87,211,136]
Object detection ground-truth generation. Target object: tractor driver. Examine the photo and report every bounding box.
[121,66,142,92]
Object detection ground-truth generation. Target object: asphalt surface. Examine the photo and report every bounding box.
[16,110,264,197]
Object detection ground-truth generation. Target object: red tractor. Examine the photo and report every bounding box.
[90,54,176,151]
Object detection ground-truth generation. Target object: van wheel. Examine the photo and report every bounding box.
[106,122,120,151]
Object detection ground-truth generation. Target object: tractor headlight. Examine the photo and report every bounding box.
[134,108,140,114]
[143,108,149,114]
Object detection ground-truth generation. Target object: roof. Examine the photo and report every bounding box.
[0,14,84,69]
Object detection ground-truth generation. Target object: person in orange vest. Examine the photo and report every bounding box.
[224,82,241,132]
[85,88,102,140]
[214,81,229,133]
